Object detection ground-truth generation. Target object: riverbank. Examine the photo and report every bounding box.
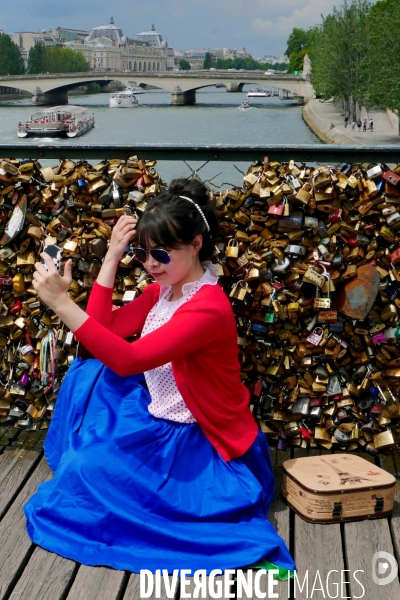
[303,98,399,144]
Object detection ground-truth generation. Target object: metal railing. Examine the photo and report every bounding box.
[0,144,400,163]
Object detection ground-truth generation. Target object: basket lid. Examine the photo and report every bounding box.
[283,454,395,494]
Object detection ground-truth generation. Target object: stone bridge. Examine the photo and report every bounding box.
[0,71,315,105]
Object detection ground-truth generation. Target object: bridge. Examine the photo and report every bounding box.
[0,71,315,105]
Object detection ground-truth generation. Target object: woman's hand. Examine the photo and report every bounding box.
[107,215,138,263]
[33,254,73,310]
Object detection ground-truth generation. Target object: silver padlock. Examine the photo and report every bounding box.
[271,257,291,273]
[386,212,400,226]
[112,181,121,206]
[366,165,383,179]
[334,428,350,443]
[314,268,331,309]
[292,397,310,416]
[327,375,342,397]
[64,331,74,347]
[122,290,137,303]
[306,326,324,346]
[286,174,301,190]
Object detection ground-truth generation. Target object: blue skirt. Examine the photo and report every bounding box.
[24,358,295,575]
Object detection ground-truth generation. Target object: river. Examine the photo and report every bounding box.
[0,86,321,188]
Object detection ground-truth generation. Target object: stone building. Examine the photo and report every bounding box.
[12,19,174,73]
[64,19,174,72]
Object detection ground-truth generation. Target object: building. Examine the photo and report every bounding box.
[174,49,218,70]
[12,19,174,73]
[215,48,248,61]
[66,19,174,72]
[257,55,289,65]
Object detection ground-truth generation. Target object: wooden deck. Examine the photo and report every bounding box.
[0,426,399,600]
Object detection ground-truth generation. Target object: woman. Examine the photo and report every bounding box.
[24,178,295,577]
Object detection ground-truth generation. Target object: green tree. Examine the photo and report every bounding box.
[203,52,213,69]
[27,43,45,74]
[28,45,89,74]
[285,27,317,73]
[0,33,25,75]
[311,0,370,117]
[179,58,191,70]
[86,82,100,94]
[358,0,400,113]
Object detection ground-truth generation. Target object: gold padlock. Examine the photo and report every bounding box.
[225,239,239,258]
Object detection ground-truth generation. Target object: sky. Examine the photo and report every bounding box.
[2,0,352,57]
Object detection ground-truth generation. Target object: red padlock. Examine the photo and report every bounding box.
[9,300,21,314]
[0,276,13,288]
[328,208,342,223]
[348,237,360,247]
[391,248,400,265]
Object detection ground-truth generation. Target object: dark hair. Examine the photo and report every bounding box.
[136,178,218,262]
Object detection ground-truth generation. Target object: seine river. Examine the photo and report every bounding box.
[0,86,321,188]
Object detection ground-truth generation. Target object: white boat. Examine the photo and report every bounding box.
[247,88,267,97]
[129,86,145,95]
[17,106,95,138]
[110,88,140,108]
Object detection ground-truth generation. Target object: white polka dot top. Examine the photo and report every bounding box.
[141,262,219,423]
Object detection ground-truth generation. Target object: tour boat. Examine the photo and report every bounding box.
[109,88,140,108]
[247,89,268,97]
[17,106,95,138]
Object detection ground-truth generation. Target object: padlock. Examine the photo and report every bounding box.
[313,267,331,309]
[306,327,324,346]
[225,239,239,258]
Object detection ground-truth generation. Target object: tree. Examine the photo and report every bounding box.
[311,0,370,117]
[358,0,400,113]
[0,33,25,75]
[179,58,191,70]
[203,52,213,69]
[27,45,90,74]
[285,27,317,73]
[27,43,45,74]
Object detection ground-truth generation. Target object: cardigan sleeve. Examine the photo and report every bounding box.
[85,281,159,339]
[72,299,224,376]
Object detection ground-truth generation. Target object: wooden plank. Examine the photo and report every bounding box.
[123,572,178,600]
[8,546,76,600]
[0,449,42,521]
[66,565,126,600]
[389,481,400,561]
[269,448,291,552]
[292,449,346,600]
[345,517,400,600]
[294,520,344,599]
[0,456,52,600]
[267,447,292,600]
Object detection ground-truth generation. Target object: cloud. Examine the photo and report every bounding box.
[249,0,333,38]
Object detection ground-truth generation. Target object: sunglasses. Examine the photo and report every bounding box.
[131,247,176,264]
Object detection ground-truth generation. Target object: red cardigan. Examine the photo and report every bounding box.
[73,281,258,461]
